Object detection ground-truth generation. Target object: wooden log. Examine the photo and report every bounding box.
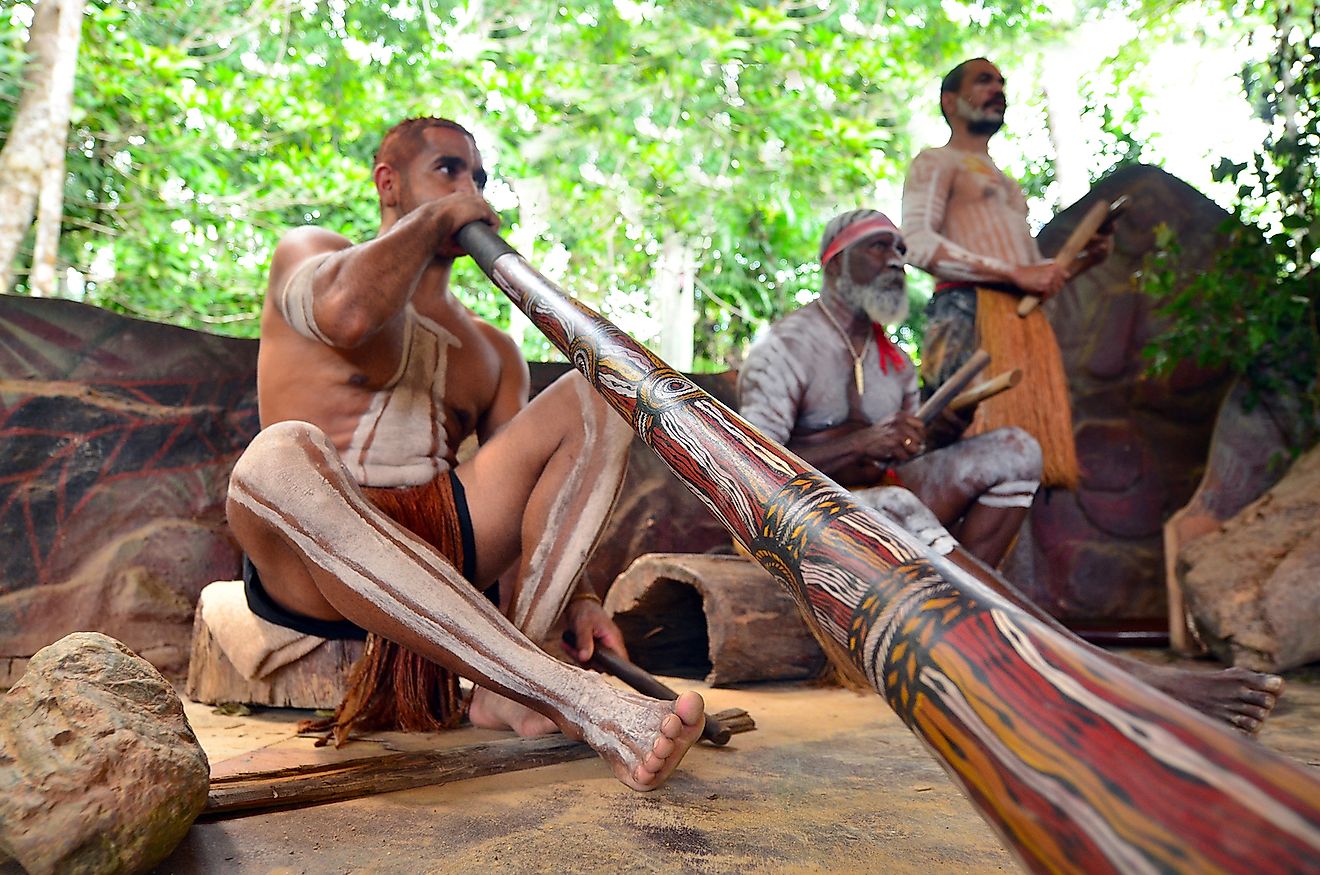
[457,222,1320,874]
[185,597,363,710]
[604,554,825,687]
[204,708,755,818]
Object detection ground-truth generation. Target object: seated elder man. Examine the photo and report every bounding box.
[226,116,702,790]
[739,209,1041,569]
[737,209,1282,733]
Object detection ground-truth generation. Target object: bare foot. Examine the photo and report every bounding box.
[468,687,560,737]
[1122,659,1284,734]
[584,690,705,792]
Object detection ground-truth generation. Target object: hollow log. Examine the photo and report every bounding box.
[457,222,1320,874]
[604,553,825,686]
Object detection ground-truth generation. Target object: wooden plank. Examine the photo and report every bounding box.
[204,708,754,818]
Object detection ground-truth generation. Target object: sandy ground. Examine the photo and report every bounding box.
[158,654,1320,875]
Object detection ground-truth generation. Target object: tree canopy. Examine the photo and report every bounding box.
[0,0,1304,371]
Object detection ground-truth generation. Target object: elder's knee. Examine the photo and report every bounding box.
[853,486,955,555]
[992,427,1042,480]
[853,486,938,531]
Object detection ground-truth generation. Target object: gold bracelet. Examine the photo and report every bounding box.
[569,589,603,605]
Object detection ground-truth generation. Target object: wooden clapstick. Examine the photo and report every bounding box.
[1018,195,1128,316]
[948,368,1022,413]
[915,349,990,425]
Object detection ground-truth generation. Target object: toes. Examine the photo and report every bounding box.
[651,735,676,759]
[1237,690,1276,710]
[1232,704,1270,722]
[674,690,704,727]
[1231,714,1262,734]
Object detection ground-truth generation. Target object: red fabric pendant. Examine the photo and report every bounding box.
[871,323,905,374]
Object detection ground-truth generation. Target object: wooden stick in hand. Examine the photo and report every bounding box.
[915,349,990,426]
[949,369,1022,413]
[1018,196,1128,317]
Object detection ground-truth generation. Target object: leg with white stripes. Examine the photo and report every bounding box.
[896,427,1041,567]
[227,420,703,790]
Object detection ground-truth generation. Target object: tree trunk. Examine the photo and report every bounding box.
[653,236,695,371]
[0,0,87,295]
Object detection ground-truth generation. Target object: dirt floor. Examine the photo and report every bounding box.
[158,653,1320,875]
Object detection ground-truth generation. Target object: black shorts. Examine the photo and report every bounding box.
[242,470,497,640]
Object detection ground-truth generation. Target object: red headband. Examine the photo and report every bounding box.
[820,215,899,267]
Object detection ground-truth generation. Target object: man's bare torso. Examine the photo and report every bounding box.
[903,146,1040,282]
[257,245,516,488]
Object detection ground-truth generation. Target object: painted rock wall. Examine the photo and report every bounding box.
[0,296,258,683]
[1001,164,1236,622]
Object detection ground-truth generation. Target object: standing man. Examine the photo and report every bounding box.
[227,117,703,790]
[738,209,1042,569]
[902,58,1111,488]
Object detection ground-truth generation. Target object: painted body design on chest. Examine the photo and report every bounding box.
[343,307,458,488]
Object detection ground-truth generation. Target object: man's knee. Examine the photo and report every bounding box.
[995,426,1042,480]
[559,369,632,448]
[230,420,331,497]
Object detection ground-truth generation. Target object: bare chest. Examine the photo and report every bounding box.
[948,155,1028,218]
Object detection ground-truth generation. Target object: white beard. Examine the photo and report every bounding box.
[835,263,908,327]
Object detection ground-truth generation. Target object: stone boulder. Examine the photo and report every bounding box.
[1001,164,1238,624]
[0,632,209,874]
[0,295,258,685]
[1179,445,1320,671]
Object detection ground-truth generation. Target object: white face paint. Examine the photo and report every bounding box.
[835,248,909,327]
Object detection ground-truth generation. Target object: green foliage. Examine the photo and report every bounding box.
[1,0,1080,366]
[1138,0,1319,433]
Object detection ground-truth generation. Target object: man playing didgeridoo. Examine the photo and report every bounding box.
[738,209,1281,733]
[902,57,1111,489]
[226,116,703,789]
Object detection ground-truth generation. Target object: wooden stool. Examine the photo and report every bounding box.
[185,583,362,710]
[604,553,825,686]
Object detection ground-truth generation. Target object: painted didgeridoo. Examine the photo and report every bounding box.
[456,222,1320,875]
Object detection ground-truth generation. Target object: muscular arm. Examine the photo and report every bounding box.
[268,194,496,349]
